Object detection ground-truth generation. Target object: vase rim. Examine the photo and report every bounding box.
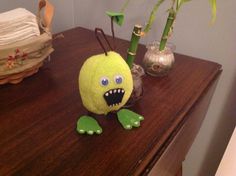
[146,41,176,52]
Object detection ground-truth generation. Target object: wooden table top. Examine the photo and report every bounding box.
[0,27,221,176]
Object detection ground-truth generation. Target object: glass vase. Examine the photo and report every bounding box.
[143,41,176,77]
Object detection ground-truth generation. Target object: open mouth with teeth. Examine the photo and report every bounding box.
[103,88,125,107]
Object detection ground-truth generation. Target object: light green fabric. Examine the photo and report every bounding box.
[117,109,144,130]
[79,51,133,115]
[77,116,102,135]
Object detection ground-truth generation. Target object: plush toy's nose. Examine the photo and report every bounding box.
[103,88,125,107]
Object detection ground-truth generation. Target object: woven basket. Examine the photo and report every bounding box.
[0,0,54,85]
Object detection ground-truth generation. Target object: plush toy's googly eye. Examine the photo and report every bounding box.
[100,77,109,86]
[114,75,123,84]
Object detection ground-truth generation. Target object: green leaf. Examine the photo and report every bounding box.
[209,0,217,23]
[106,11,125,26]
[176,0,191,11]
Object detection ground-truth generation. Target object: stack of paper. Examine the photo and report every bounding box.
[0,8,40,46]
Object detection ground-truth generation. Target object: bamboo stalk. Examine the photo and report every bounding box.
[209,0,217,23]
[126,24,142,68]
[143,0,165,33]
[120,0,131,12]
[159,8,176,51]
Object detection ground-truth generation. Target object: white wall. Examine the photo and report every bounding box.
[49,0,75,33]
[1,0,235,175]
[0,0,36,12]
[171,1,236,175]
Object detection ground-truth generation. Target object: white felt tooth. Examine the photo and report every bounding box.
[109,90,113,94]
[113,89,117,93]
[118,89,120,93]
[105,93,109,96]
[121,90,125,93]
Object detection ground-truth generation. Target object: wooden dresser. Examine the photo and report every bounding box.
[0,27,222,176]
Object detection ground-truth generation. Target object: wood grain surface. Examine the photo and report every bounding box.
[148,71,220,176]
[0,27,221,176]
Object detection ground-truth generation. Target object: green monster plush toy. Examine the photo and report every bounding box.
[76,29,144,135]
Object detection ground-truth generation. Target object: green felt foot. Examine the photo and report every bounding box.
[117,109,144,130]
[76,116,103,135]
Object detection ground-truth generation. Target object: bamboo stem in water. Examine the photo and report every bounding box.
[159,8,176,51]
